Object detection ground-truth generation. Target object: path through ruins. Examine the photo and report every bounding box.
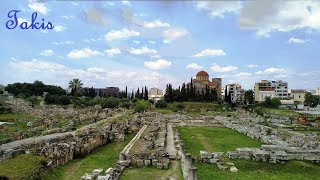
[166,122,177,159]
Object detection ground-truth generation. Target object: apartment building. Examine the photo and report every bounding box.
[226,83,244,103]
[254,80,288,102]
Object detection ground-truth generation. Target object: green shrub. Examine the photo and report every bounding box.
[120,102,131,109]
[58,95,71,105]
[131,98,138,103]
[44,94,58,104]
[134,100,150,113]
[26,95,38,105]
[155,100,167,109]
[100,97,120,108]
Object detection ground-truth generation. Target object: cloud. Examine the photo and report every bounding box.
[105,28,140,41]
[121,1,131,6]
[67,48,103,59]
[148,40,156,44]
[143,20,171,28]
[54,25,65,32]
[196,1,242,18]
[192,49,226,57]
[255,67,288,75]
[144,59,172,70]
[210,63,238,73]
[80,7,112,27]
[128,46,157,55]
[52,41,74,45]
[133,40,140,44]
[105,48,121,57]
[186,63,203,70]
[40,49,54,56]
[247,64,259,68]
[239,1,320,37]
[162,28,188,43]
[235,72,252,78]
[288,37,309,44]
[6,59,178,90]
[28,0,48,15]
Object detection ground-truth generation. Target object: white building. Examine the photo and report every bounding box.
[226,83,244,103]
[148,87,164,102]
[317,88,320,95]
[254,80,288,102]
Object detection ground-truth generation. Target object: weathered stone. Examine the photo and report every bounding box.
[227,151,239,159]
[144,159,151,166]
[97,175,110,180]
[229,166,238,172]
[81,173,94,180]
[209,158,219,164]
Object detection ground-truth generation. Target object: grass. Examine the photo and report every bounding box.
[42,134,134,180]
[120,160,183,180]
[265,108,299,117]
[153,109,175,114]
[178,127,263,157]
[196,160,320,180]
[0,154,47,179]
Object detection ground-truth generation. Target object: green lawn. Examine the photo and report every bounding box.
[43,134,134,180]
[0,154,47,179]
[0,113,37,122]
[196,160,320,180]
[266,108,299,117]
[120,160,183,180]
[178,127,263,157]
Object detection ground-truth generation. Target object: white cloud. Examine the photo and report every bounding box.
[133,40,140,44]
[105,48,121,57]
[196,1,242,18]
[28,0,48,15]
[71,2,78,6]
[87,67,106,73]
[186,63,203,70]
[288,37,309,44]
[143,20,171,28]
[105,28,140,41]
[193,49,226,57]
[40,49,54,56]
[247,64,259,68]
[148,40,156,44]
[121,1,131,6]
[61,15,74,19]
[162,28,188,43]
[54,25,65,32]
[67,48,103,59]
[255,67,288,75]
[128,46,157,55]
[144,59,172,70]
[239,1,320,37]
[9,59,66,72]
[235,72,252,78]
[52,41,74,45]
[210,63,238,73]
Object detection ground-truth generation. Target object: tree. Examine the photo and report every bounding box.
[125,86,128,98]
[305,92,320,107]
[134,100,150,113]
[58,95,71,105]
[244,90,254,105]
[155,100,167,109]
[131,90,134,99]
[44,94,58,104]
[100,97,120,108]
[144,86,148,100]
[69,78,83,96]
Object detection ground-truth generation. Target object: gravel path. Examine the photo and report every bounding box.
[166,123,177,159]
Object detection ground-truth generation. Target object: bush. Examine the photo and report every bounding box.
[155,100,167,109]
[58,95,71,105]
[167,102,185,112]
[134,100,150,113]
[120,102,131,109]
[26,96,38,105]
[44,94,58,104]
[100,97,120,109]
[131,98,138,103]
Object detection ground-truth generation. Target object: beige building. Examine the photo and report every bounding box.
[290,89,306,104]
[317,88,320,95]
[192,70,222,99]
[148,87,164,102]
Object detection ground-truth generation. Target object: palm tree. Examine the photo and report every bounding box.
[69,78,83,95]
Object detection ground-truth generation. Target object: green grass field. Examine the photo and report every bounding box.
[0,154,47,179]
[196,160,320,180]
[42,134,134,180]
[178,127,263,156]
[120,160,183,180]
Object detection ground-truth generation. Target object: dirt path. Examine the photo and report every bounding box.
[166,123,177,159]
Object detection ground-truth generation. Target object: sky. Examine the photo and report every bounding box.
[0,0,320,91]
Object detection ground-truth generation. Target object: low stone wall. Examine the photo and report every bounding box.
[0,119,141,168]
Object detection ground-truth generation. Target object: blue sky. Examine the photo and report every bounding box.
[0,0,320,91]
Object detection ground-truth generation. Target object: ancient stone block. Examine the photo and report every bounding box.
[209,158,219,164]
[229,166,238,172]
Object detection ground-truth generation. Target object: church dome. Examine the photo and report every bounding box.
[196,70,209,77]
